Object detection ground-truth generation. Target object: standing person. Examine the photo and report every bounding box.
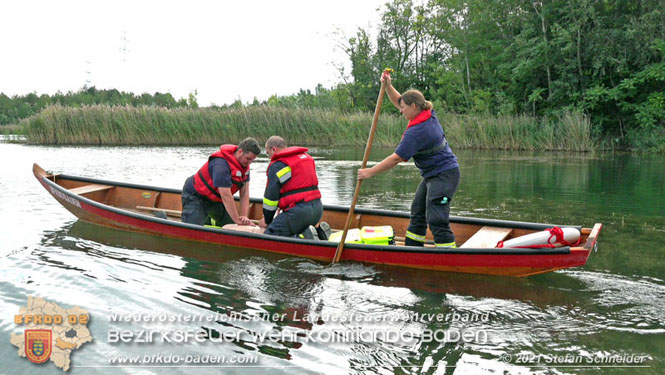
[181,137,261,227]
[358,72,461,248]
[258,136,324,238]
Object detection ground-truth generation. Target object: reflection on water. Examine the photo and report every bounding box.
[8,222,660,374]
[1,143,664,374]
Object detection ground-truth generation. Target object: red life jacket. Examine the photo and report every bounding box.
[193,144,249,202]
[268,147,321,210]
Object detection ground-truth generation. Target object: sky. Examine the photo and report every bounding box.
[0,0,385,106]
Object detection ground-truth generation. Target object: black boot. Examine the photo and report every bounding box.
[299,225,318,240]
[316,222,332,240]
[405,237,425,247]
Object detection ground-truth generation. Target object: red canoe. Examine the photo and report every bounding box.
[33,163,602,277]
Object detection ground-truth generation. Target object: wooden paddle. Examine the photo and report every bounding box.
[332,68,391,263]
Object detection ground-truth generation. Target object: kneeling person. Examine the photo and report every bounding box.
[260,136,323,237]
[181,138,260,227]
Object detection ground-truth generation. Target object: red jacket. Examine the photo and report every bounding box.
[194,145,249,202]
[268,147,320,210]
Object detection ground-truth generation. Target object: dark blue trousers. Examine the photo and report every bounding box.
[181,188,234,226]
[265,199,323,237]
[406,167,460,246]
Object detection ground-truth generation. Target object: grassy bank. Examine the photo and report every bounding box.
[20,105,595,151]
[0,124,23,135]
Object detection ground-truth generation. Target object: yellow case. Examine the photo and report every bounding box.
[360,226,394,245]
[328,228,362,243]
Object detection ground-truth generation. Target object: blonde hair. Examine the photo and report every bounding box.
[399,89,433,111]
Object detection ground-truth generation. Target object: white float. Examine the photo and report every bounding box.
[500,227,580,248]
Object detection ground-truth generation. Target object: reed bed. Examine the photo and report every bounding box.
[0,124,23,135]
[21,105,595,151]
[443,112,596,151]
[21,105,403,146]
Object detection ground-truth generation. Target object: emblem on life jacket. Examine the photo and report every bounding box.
[235,171,242,177]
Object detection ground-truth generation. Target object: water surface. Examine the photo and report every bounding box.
[1,143,663,374]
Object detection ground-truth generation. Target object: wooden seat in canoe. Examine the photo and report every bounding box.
[69,184,114,195]
[460,226,512,248]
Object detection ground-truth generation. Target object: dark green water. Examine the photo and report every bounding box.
[1,142,664,374]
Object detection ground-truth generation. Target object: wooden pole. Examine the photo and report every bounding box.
[332,70,390,263]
